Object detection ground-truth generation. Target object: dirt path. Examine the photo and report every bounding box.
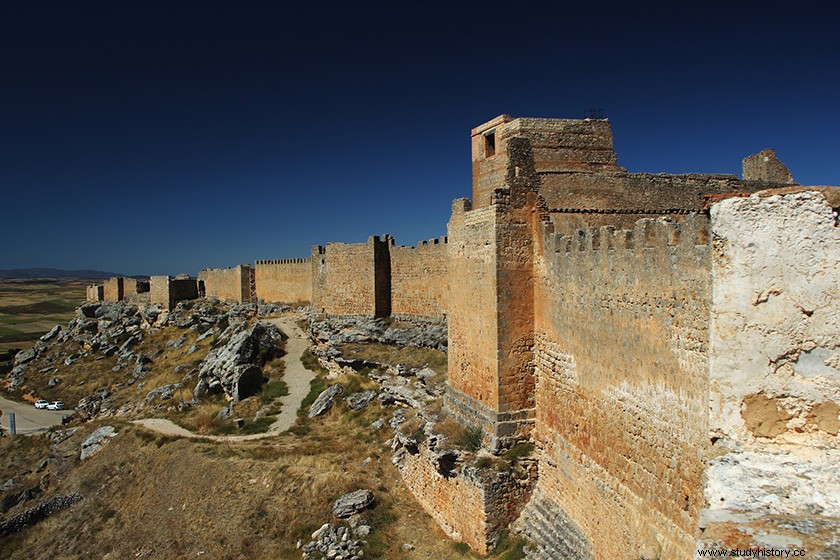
[0,394,67,435]
[132,313,315,442]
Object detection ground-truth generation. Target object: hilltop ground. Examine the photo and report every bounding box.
[0,284,526,560]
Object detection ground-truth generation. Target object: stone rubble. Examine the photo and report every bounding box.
[302,522,367,560]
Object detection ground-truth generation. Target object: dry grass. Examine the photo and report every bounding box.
[339,342,447,375]
[0,409,484,560]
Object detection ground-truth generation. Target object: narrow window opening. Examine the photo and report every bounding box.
[484,131,496,157]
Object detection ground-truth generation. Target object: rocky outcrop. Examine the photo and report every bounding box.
[80,426,117,460]
[345,390,376,410]
[332,489,374,518]
[308,385,343,417]
[309,316,447,351]
[194,322,286,402]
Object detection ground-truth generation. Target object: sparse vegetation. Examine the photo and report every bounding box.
[260,379,289,404]
[298,377,328,417]
[459,426,484,452]
[300,348,327,375]
[339,342,447,375]
[0,285,525,559]
[503,442,535,464]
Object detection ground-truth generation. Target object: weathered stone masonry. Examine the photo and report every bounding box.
[254,259,312,304]
[438,115,839,557]
[199,265,253,303]
[83,114,840,558]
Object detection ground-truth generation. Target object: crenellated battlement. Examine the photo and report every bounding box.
[546,213,709,255]
[255,258,310,265]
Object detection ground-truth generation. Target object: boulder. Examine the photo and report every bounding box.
[80,426,116,460]
[308,385,343,418]
[345,390,377,410]
[332,489,374,518]
[145,383,181,403]
[14,348,37,366]
[39,325,61,342]
[78,303,100,318]
[194,322,285,403]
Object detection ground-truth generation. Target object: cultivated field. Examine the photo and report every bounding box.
[0,279,86,376]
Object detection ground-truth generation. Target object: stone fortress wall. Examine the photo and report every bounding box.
[310,236,392,317]
[254,259,312,304]
[521,215,714,558]
[85,115,840,558]
[199,265,253,303]
[388,237,448,320]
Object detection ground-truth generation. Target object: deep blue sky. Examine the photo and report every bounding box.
[1,2,837,276]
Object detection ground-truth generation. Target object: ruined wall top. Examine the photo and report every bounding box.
[742,148,797,184]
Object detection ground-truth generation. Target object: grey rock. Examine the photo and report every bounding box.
[136,354,152,365]
[415,367,436,380]
[0,493,82,537]
[8,365,27,389]
[345,390,377,410]
[196,329,214,342]
[332,489,374,518]
[166,334,187,349]
[80,426,116,460]
[47,377,61,388]
[145,383,181,403]
[78,303,100,318]
[143,305,161,323]
[14,348,37,366]
[353,525,370,537]
[308,384,343,418]
[40,325,61,342]
[78,320,98,334]
[194,322,285,403]
[47,428,77,444]
[119,336,139,353]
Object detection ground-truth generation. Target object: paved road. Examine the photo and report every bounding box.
[0,394,67,435]
[133,313,315,441]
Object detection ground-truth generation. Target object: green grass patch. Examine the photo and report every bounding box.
[298,377,328,417]
[260,380,289,404]
[0,330,46,343]
[0,300,75,314]
[210,415,277,435]
[300,348,327,375]
[451,542,474,555]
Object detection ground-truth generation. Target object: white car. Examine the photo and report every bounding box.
[34,400,49,409]
[47,401,65,410]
